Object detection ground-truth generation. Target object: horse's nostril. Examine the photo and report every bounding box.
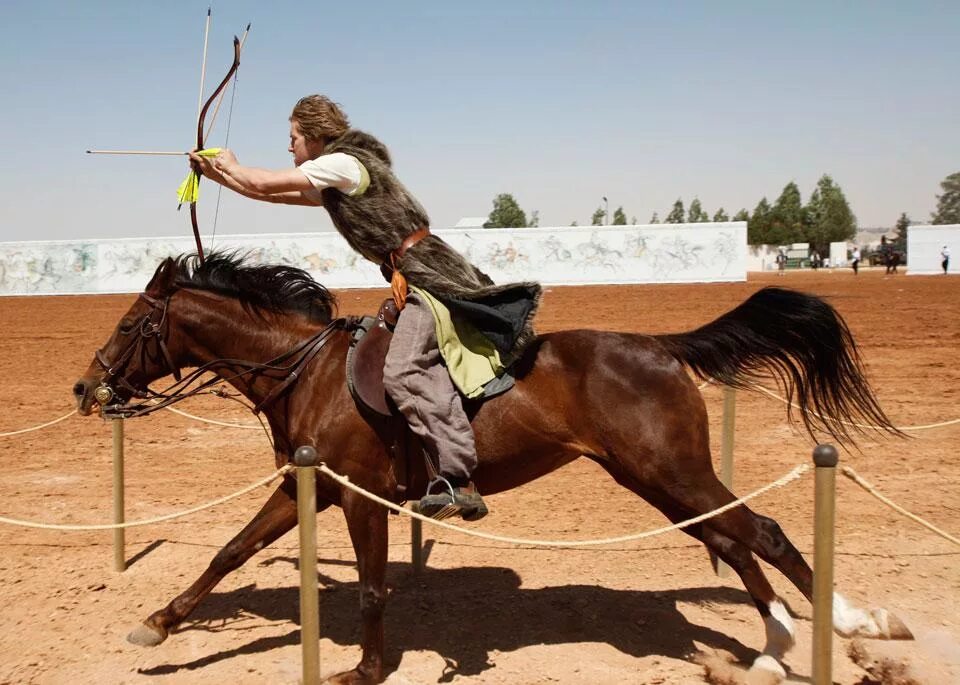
[73,381,87,397]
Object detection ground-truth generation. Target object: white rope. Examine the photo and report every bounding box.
[0,466,292,531]
[753,385,960,431]
[317,462,811,547]
[841,465,960,547]
[164,405,261,429]
[0,409,76,437]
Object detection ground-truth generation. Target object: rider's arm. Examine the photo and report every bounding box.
[191,150,363,207]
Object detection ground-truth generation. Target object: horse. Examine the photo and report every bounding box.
[72,253,913,683]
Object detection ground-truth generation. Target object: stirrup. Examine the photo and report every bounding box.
[418,477,488,522]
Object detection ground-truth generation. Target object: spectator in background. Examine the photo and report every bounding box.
[776,248,787,276]
[942,245,951,274]
[851,246,861,275]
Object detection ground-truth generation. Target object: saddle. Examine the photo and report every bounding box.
[346,298,400,417]
[345,298,517,501]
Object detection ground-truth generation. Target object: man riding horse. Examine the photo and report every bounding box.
[189,95,541,520]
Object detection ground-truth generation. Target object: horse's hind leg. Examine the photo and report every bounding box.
[605,469,797,676]
[128,475,320,646]
[658,470,913,642]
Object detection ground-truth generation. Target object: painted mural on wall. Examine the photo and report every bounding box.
[0,223,746,295]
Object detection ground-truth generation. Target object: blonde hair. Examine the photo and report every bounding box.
[290,95,350,144]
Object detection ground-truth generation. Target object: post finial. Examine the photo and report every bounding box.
[813,444,839,468]
[294,445,318,467]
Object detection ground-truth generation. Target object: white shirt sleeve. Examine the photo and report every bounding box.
[298,153,363,203]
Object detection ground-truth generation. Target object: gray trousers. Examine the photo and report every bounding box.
[382,292,478,480]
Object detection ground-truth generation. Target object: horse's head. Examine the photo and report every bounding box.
[73,257,185,416]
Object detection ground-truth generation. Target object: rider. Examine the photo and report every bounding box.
[189,95,541,520]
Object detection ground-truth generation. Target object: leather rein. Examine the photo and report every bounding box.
[94,292,345,419]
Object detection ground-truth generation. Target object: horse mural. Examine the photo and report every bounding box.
[72,253,913,683]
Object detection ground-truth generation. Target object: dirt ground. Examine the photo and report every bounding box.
[0,267,958,685]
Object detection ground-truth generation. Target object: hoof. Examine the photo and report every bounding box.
[127,623,167,647]
[872,609,915,641]
[322,667,382,684]
[750,654,786,679]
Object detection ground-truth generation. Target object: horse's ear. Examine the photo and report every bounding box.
[145,257,179,295]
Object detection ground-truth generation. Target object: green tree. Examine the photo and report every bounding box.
[630,216,638,225]
[733,208,750,222]
[665,199,685,224]
[649,211,660,224]
[612,206,627,225]
[748,197,772,245]
[769,181,806,245]
[484,193,528,228]
[892,212,910,253]
[570,220,578,226]
[804,175,857,251]
[688,198,709,222]
[591,207,606,226]
[932,171,960,224]
[528,210,540,228]
[713,207,729,222]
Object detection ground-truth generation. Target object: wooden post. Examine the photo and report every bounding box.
[294,445,320,685]
[812,444,839,685]
[411,503,423,574]
[717,386,736,577]
[112,418,126,572]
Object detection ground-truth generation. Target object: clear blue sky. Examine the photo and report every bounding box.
[1,0,957,242]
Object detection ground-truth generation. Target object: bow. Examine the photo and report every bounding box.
[188,36,242,264]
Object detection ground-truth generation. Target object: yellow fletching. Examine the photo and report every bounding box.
[174,150,219,203]
[176,171,199,204]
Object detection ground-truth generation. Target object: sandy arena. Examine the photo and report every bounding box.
[0,268,957,684]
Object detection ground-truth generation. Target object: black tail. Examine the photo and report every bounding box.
[656,287,902,444]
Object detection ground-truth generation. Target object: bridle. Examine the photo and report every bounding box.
[93,291,346,419]
[94,292,181,407]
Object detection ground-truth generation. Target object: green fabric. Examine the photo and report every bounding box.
[350,157,371,196]
[410,285,504,399]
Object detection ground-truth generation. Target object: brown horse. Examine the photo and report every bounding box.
[73,254,912,683]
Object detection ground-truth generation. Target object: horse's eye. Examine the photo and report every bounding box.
[119,318,137,334]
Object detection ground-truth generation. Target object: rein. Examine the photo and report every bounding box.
[94,292,345,419]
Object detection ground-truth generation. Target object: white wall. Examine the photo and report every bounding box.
[906,224,959,275]
[0,223,747,296]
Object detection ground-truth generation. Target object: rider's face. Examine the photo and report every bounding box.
[288,120,325,166]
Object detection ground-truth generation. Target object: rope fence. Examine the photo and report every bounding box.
[841,465,960,547]
[0,409,77,437]
[0,466,291,531]
[316,462,811,547]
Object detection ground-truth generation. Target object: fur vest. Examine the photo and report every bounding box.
[321,130,541,360]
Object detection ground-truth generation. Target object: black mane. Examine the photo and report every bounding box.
[148,252,337,323]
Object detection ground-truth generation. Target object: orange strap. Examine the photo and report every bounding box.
[388,227,430,310]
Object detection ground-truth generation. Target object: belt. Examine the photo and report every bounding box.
[387,226,430,310]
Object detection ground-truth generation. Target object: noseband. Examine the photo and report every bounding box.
[94,292,181,405]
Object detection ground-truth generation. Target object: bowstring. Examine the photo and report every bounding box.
[210,62,241,252]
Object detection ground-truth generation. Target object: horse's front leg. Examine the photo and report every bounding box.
[129,475,324,646]
[326,488,389,684]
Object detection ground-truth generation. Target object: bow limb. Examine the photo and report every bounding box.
[190,36,242,264]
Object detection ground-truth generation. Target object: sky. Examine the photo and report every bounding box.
[0,0,957,243]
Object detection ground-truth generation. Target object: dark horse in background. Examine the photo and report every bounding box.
[73,254,912,683]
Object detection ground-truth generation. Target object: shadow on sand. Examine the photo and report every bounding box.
[138,557,763,680]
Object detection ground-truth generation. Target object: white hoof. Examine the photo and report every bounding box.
[833,593,915,640]
[127,623,167,647]
[750,654,786,678]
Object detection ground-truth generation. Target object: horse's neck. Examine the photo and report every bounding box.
[174,292,327,406]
